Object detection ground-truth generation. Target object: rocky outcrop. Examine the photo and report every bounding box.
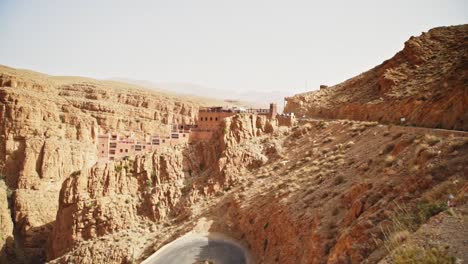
[47,113,282,262]
[0,180,14,263]
[285,25,468,130]
[202,120,468,264]
[0,64,216,261]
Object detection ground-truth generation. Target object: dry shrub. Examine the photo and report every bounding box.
[345,141,355,148]
[334,175,345,185]
[422,178,465,203]
[381,143,395,155]
[424,134,440,146]
[309,166,320,173]
[381,201,449,256]
[392,132,403,140]
[447,137,468,152]
[392,244,455,264]
[387,230,411,250]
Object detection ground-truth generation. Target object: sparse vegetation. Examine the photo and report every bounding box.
[424,134,440,146]
[70,170,81,177]
[391,202,448,233]
[447,137,468,152]
[0,178,13,199]
[392,244,455,264]
[381,143,395,155]
[145,179,152,188]
[334,175,345,185]
[382,202,454,264]
[115,164,123,173]
[332,207,340,216]
[316,120,327,129]
[382,201,449,254]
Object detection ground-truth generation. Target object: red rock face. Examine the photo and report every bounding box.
[2,25,468,264]
[285,25,468,131]
[46,113,280,261]
[0,65,209,261]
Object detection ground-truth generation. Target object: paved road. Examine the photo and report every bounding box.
[142,233,253,264]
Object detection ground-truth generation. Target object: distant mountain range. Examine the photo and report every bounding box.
[110,78,294,111]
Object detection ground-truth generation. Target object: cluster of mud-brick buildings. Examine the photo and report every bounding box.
[98,103,295,161]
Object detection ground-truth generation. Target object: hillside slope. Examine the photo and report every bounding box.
[0,65,230,263]
[47,117,468,264]
[285,25,468,130]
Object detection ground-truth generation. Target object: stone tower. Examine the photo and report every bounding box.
[269,103,277,119]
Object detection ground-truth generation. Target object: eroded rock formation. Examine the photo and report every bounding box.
[1,24,467,264]
[285,25,468,130]
[0,65,219,262]
[46,113,283,262]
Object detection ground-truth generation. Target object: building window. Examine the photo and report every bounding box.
[109,150,115,155]
[210,117,213,121]
[120,149,123,153]
[101,151,104,154]
[125,149,128,153]
[215,117,218,121]
[205,117,208,121]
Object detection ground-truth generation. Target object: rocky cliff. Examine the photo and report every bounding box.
[206,121,467,263]
[2,24,468,264]
[47,110,468,264]
[0,65,227,262]
[285,25,468,130]
[46,113,282,262]
[0,180,15,263]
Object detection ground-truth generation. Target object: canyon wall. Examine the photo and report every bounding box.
[0,65,211,262]
[0,180,14,263]
[47,113,282,262]
[285,25,468,130]
[202,120,468,263]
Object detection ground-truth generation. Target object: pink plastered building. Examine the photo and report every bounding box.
[98,124,191,162]
[98,102,293,161]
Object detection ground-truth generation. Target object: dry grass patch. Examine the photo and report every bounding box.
[424,134,441,146]
[392,244,455,264]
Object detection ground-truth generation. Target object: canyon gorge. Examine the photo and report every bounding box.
[0,24,467,264]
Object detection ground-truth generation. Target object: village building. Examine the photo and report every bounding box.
[97,102,295,162]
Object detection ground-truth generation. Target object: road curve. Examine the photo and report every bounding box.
[142,233,253,264]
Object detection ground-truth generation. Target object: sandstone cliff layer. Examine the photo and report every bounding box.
[47,114,282,263]
[0,65,226,262]
[285,25,468,131]
[48,116,468,264]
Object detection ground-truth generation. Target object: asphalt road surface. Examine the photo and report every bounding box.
[142,233,252,264]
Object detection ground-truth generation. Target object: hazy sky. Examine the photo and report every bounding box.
[0,0,466,94]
